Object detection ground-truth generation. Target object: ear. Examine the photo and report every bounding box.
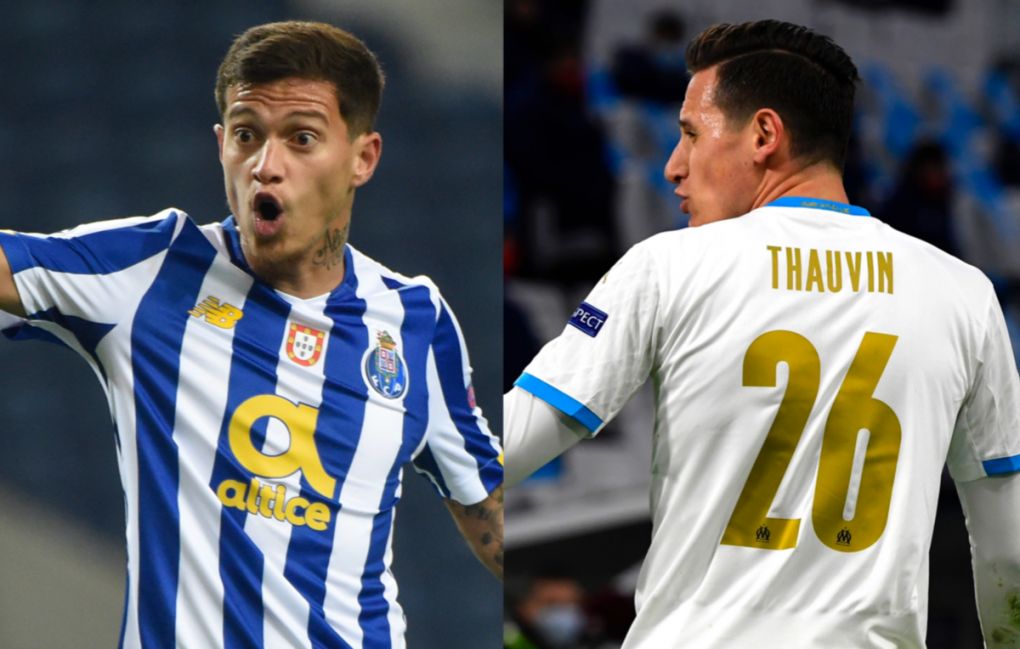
[750,109,784,164]
[351,132,383,188]
[214,124,225,162]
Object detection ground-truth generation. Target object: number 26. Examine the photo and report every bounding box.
[721,330,901,553]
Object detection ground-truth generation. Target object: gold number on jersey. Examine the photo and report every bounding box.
[721,331,819,550]
[813,333,900,551]
[721,331,901,553]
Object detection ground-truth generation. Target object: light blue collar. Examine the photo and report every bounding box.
[766,196,870,217]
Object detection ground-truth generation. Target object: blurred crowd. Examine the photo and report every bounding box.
[505,0,1020,352]
[505,570,635,649]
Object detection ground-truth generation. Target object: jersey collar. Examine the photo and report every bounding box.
[765,196,871,217]
[220,216,356,300]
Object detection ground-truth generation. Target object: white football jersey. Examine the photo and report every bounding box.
[515,198,1020,648]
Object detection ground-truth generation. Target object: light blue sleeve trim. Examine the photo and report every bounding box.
[766,196,871,217]
[983,454,1020,476]
[514,372,603,434]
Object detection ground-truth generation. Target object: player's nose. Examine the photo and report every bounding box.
[252,139,285,184]
[663,140,687,184]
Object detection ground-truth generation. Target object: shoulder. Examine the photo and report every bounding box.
[633,214,765,257]
[196,215,225,238]
[3,208,194,276]
[46,207,188,240]
[616,219,744,278]
[196,216,234,255]
[870,216,995,300]
[347,246,446,314]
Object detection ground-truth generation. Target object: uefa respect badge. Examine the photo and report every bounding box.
[568,302,608,337]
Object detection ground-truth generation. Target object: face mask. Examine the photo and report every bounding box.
[532,603,585,648]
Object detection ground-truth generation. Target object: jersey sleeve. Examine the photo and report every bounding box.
[514,240,660,436]
[411,296,503,505]
[0,210,183,347]
[947,288,1020,482]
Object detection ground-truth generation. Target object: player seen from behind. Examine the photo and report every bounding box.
[505,19,1020,649]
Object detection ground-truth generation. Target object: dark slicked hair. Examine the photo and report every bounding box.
[216,21,384,136]
[686,20,859,169]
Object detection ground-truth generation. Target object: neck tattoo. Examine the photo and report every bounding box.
[313,224,348,270]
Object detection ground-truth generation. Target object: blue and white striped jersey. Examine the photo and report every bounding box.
[0,208,502,649]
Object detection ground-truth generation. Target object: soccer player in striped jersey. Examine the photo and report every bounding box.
[0,21,502,649]
[505,20,1020,648]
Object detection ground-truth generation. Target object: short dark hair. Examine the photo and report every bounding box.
[215,21,385,135]
[686,20,859,169]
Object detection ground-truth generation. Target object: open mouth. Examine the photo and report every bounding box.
[254,193,283,221]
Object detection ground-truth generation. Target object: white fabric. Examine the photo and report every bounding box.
[512,203,1020,648]
[503,387,587,487]
[956,471,1020,643]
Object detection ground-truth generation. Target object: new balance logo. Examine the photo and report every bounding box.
[189,296,244,329]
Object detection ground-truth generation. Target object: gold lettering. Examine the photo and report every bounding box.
[767,245,782,289]
[805,248,824,292]
[826,250,842,292]
[246,478,259,514]
[786,247,802,291]
[216,479,247,511]
[273,485,287,521]
[259,483,276,518]
[305,503,331,532]
[216,478,333,530]
[219,395,341,532]
[767,248,892,295]
[285,496,309,526]
[866,251,875,292]
[228,395,336,499]
[877,252,894,294]
[846,252,862,291]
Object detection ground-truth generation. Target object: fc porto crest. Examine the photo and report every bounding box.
[363,330,408,399]
[286,323,326,366]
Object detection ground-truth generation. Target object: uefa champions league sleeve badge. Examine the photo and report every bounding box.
[362,330,408,399]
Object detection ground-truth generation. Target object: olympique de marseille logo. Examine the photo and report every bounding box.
[363,330,408,399]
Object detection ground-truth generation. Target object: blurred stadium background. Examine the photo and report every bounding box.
[0,1,500,647]
[505,0,1020,647]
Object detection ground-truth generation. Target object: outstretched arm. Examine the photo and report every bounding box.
[0,244,25,316]
[957,471,1020,647]
[445,485,503,580]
